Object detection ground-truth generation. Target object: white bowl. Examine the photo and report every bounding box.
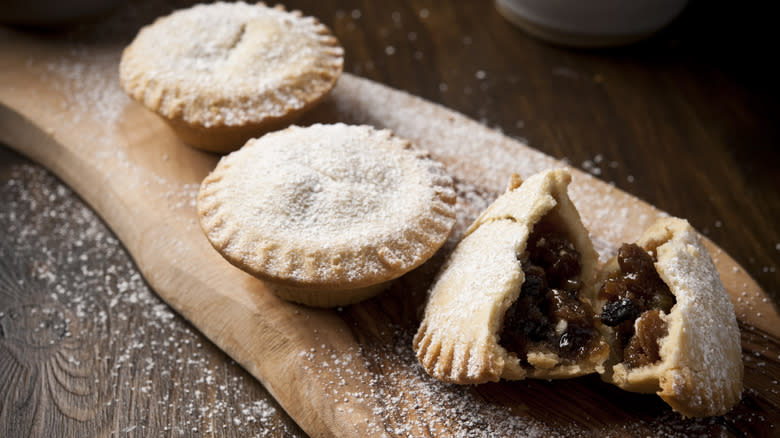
[495,0,689,47]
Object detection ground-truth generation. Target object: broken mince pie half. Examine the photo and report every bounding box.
[596,217,743,417]
[413,169,609,383]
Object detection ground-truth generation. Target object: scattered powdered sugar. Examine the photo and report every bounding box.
[298,326,559,437]
[581,155,604,176]
[15,45,134,179]
[296,317,743,437]
[39,48,129,130]
[0,162,302,436]
[451,179,497,239]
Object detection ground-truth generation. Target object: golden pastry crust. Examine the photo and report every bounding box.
[598,217,743,417]
[119,2,343,152]
[197,124,456,307]
[414,169,608,384]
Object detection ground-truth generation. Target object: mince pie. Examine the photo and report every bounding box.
[197,124,456,307]
[119,2,343,152]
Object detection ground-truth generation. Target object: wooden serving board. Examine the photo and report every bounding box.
[1,27,778,437]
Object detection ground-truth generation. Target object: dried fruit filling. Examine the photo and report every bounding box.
[499,227,600,363]
[599,243,676,368]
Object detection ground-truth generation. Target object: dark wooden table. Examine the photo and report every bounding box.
[2,1,778,436]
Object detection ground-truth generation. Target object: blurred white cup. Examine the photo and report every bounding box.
[495,0,689,47]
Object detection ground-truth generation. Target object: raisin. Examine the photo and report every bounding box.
[623,310,668,368]
[600,297,640,326]
[500,275,549,357]
[615,244,675,314]
[522,266,547,298]
[614,320,635,348]
[548,251,580,287]
[561,279,583,296]
[549,289,592,330]
[598,277,624,302]
[598,243,677,360]
[617,243,656,278]
[528,232,581,288]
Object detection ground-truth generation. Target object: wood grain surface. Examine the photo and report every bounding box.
[1,1,778,437]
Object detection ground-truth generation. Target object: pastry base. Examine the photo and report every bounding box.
[265,279,392,308]
[166,98,328,153]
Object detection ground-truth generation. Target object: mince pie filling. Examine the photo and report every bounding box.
[499,221,601,364]
[599,243,676,368]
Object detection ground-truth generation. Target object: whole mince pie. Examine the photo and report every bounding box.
[596,217,743,417]
[413,169,609,383]
[197,124,456,307]
[120,2,344,152]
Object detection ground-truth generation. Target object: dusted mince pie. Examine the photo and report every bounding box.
[413,169,609,384]
[197,124,456,307]
[596,217,743,417]
[119,2,343,152]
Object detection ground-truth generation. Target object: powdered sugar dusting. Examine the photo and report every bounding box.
[0,161,302,436]
[451,179,497,239]
[41,49,129,129]
[19,46,131,169]
[298,325,557,437]
[295,317,743,437]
